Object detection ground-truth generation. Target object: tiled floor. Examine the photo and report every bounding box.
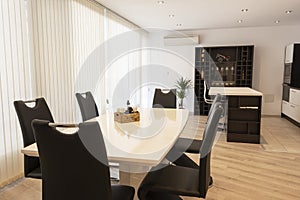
[0,116,299,200]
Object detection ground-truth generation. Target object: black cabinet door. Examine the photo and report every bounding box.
[291,44,300,88]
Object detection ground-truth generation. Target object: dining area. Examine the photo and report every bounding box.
[2,0,300,199]
[15,89,225,200]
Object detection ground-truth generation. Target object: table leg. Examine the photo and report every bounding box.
[119,164,149,200]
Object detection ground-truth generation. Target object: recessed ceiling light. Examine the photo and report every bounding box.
[237,19,243,23]
[176,23,182,27]
[241,8,248,12]
[157,1,165,4]
[169,14,175,18]
[285,10,293,14]
[275,20,280,24]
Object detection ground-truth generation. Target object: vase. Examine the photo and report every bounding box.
[178,98,184,109]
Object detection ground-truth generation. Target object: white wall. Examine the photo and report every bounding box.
[146,25,300,115]
[141,30,195,111]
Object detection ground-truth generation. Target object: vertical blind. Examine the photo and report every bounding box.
[27,0,105,122]
[105,10,142,110]
[0,0,144,187]
[0,0,32,187]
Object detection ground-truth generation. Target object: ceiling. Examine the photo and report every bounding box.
[96,0,300,30]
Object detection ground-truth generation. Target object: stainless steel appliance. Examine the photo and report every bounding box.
[282,83,290,102]
[283,63,292,85]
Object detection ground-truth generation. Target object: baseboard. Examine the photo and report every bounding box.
[281,113,300,127]
[0,173,23,189]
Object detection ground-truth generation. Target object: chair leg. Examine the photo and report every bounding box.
[209,176,213,188]
[171,154,214,187]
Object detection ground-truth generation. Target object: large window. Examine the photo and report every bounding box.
[0,0,145,187]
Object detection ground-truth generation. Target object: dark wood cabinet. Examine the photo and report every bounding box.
[227,96,262,144]
[194,45,254,115]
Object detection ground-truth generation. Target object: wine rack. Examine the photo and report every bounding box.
[194,45,254,115]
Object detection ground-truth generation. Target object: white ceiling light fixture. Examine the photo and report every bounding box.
[96,0,300,30]
[275,20,280,23]
[169,14,175,18]
[157,1,165,4]
[285,10,293,14]
[237,19,243,23]
[241,8,248,12]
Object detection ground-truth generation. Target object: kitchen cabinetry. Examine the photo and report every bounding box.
[282,88,300,126]
[282,43,300,127]
[285,44,294,63]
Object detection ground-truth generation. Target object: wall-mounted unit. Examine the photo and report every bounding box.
[164,35,200,46]
[194,45,254,115]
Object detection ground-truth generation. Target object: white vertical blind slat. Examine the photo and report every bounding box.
[0,0,32,186]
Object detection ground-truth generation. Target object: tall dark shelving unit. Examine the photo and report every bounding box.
[194,45,254,115]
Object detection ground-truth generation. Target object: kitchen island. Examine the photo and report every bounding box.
[209,87,263,144]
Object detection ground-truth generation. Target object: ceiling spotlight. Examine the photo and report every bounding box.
[157,1,165,4]
[237,19,243,23]
[176,23,182,27]
[285,10,293,14]
[241,8,248,12]
[169,14,175,18]
[275,20,280,24]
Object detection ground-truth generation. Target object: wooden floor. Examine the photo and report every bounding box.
[0,116,299,200]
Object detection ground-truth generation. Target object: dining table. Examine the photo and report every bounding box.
[21,108,190,187]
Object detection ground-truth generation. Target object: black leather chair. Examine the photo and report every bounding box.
[14,98,54,179]
[152,89,177,108]
[75,91,99,121]
[173,93,222,155]
[151,90,221,159]
[168,94,222,186]
[32,120,135,200]
[138,103,224,200]
[76,91,121,180]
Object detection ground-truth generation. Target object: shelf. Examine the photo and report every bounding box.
[227,95,261,143]
[194,45,254,115]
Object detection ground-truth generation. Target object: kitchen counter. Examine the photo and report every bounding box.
[209,87,262,144]
[209,87,263,96]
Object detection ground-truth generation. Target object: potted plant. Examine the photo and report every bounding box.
[175,77,192,109]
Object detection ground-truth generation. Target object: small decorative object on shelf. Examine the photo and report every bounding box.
[216,53,230,62]
[175,77,192,109]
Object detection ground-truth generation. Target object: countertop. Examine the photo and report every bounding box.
[209,87,263,96]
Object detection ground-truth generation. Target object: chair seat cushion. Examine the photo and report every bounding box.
[111,185,135,200]
[26,166,42,179]
[175,138,202,154]
[138,165,200,199]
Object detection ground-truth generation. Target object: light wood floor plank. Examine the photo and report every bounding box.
[0,116,299,200]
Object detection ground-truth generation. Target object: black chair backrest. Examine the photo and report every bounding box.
[14,98,54,147]
[32,120,112,200]
[198,103,223,198]
[14,97,54,178]
[152,89,176,108]
[207,93,222,118]
[76,91,99,121]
